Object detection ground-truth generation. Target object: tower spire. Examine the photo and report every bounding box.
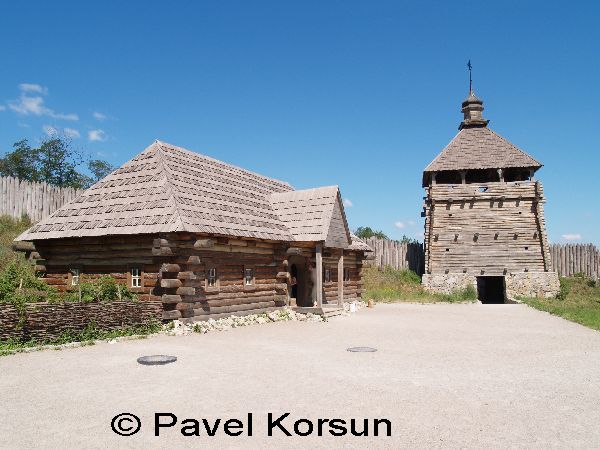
[468,60,473,94]
[459,60,489,130]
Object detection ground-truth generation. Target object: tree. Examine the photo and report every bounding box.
[37,138,87,188]
[399,235,420,244]
[0,140,42,181]
[354,226,389,240]
[0,137,113,189]
[88,159,114,183]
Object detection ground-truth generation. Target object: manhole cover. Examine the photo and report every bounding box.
[346,347,377,353]
[137,355,177,365]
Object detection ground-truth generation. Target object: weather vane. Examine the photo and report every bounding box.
[467,60,473,94]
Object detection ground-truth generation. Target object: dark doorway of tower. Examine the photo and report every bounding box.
[476,276,506,304]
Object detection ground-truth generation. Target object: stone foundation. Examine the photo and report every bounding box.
[422,273,476,295]
[504,272,560,299]
[422,272,560,300]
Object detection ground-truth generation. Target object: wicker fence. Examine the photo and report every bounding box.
[0,176,82,222]
[0,300,163,343]
[364,238,599,280]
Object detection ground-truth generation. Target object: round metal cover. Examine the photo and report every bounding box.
[346,347,377,353]
[137,355,177,365]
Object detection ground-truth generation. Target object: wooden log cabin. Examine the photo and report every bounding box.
[421,90,559,302]
[15,141,371,321]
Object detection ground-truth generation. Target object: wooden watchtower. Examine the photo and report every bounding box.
[421,90,559,302]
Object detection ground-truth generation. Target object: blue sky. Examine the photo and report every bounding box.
[1,1,598,244]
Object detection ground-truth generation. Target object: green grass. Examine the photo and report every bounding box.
[522,275,600,331]
[0,319,162,356]
[363,266,477,303]
[0,214,31,270]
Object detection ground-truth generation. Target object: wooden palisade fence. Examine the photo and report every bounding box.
[365,238,599,280]
[550,244,599,280]
[362,238,425,275]
[0,176,82,222]
[1,176,598,280]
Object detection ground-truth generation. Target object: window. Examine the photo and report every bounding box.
[324,268,331,283]
[343,268,350,282]
[207,267,217,288]
[244,268,254,286]
[70,268,80,286]
[131,267,142,288]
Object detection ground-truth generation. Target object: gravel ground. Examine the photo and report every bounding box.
[1,303,599,449]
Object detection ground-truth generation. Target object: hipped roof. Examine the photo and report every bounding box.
[424,127,542,175]
[16,141,363,250]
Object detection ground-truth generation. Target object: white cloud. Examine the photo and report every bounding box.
[408,220,416,226]
[64,127,80,138]
[343,198,353,208]
[561,234,582,241]
[0,105,5,111]
[394,221,406,229]
[43,125,57,136]
[19,83,48,95]
[88,129,107,142]
[93,111,107,121]
[8,84,78,121]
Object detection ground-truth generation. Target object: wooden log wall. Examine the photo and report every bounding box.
[0,176,82,222]
[423,181,548,276]
[157,233,289,321]
[361,238,424,275]
[34,234,163,301]
[322,250,364,304]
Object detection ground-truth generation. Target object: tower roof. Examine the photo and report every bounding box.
[423,92,542,182]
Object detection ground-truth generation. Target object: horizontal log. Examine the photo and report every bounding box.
[206,294,284,308]
[161,279,182,289]
[176,286,196,296]
[183,306,281,323]
[161,263,181,273]
[187,255,202,265]
[12,241,35,252]
[162,294,181,304]
[163,310,181,320]
[177,271,197,280]
[194,239,215,249]
[153,238,170,247]
[193,300,276,316]
[152,247,173,256]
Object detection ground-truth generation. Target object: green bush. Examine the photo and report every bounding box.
[0,257,56,303]
[63,276,137,303]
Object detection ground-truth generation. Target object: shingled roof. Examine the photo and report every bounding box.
[424,92,542,182]
[270,186,351,248]
[16,141,360,250]
[424,126,542,174]
[17,141,295,241]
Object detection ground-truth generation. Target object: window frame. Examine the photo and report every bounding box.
[70,268,81,287]
[244,267,255,287]
[205,264,219,290]
[130,267,142,288]
[343,267,351,282]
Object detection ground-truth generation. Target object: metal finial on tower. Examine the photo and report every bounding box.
[467,60,473,94]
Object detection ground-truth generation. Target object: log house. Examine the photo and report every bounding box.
[15,141,371,321]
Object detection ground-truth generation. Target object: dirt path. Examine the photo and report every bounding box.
[1,303,599,449]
